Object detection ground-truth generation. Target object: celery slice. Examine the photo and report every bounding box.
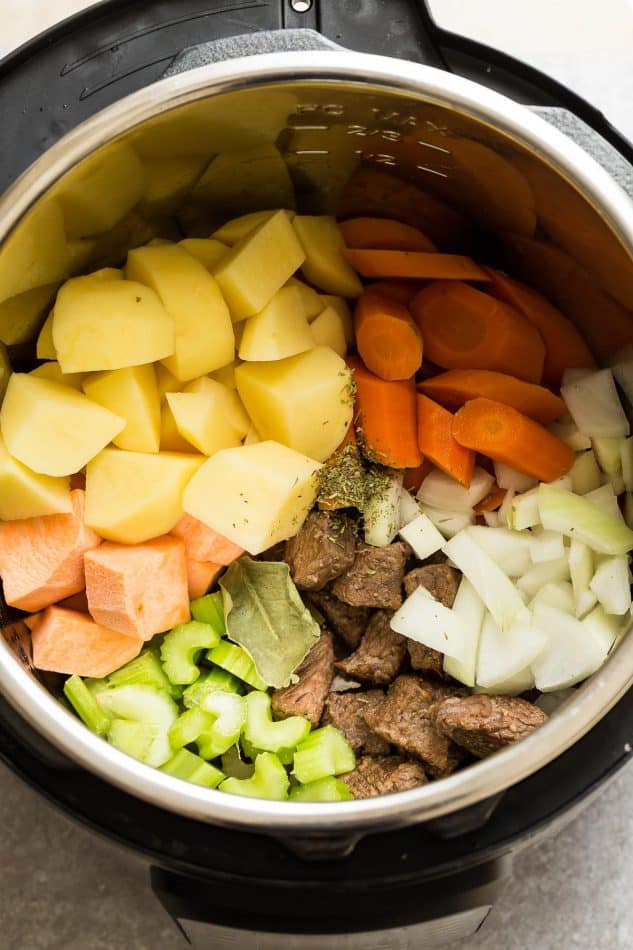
[289,777,353,802]
[190,591,226,635]
[207,640,267,690]
[538,484,633,555]
[198,691,246,759]
[107,648,181,699]
[219,752,289,800]
[182,667,243,708]
[63,675,110,736]
[107,719,156,761]
[292,725,355,784]
[242,691,310,758]
[98,684,179,767]
[161,621,221,685]
[160,749,224,788]
[221,745,255,779]
[169,707,216,750]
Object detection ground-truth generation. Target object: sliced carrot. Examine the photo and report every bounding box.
[187,560,223,599]
[483,267,595,386]
[418,369,565,423]
[349,356,422,469]
[410,281,545,383]
[31,607,143,679]
[84,536,190,641]
[367,280,423,305]
[416,394,475,487]
[473,487,507,514]
[452,398,575,482]
[340,217,437,252]
[354,291,423,381]
[402,460,433,493]
[170,514,243,566]
[343,248,489,281]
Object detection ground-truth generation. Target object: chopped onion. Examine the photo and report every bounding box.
[611,357,633,406]
[531,603,609,691]
[493,461,537,493]
[561,369,629,438]
[483,510,500,527]
[625,493,633,529]
[399,487,421,528]
[497,487,515,528]
[546,475,573,491]
[585,483,621,516]
[601,472,625,495]
[529,527,565,564]
[364,470,403,547]
[424,505,474,539]
[569,450,601,495]
[398,513,445,561]
[443,578,485,687]
[568,539,595,618]
[621,438,633,492]
[592,436,622,474]
[475,612,546,689]
[582,604,627,655]
[547,419,592,451]
[417,466,494,512]
[467,525,532,577]
[390,587,466,659]
[474,667,535,696]
[443,531,527,630]
[561,368,594,385]
[330,675,362,692]
[590,556,632,615]
[509,487,541,530]
[538,484,633,555]
[530,581,575,614]
[517,554,570,598]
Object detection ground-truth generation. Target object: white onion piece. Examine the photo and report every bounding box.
[474,667,535,696]
[493,461,537,493]
[592,436,622,474]
[590,556,632,615]
[569,450,601,495]
[483,510,500,527]
[529,527,565,564]
[424,505,474,539]
[389,587,466,660]
[398,513,445,561]
[364,470,403,547]
[582,604,627,655]
[530,581,575,614]
[569,539,594,617]
[561,369,629,438]
[398,487,421,528]
[475,612,546,689]
[443,531,527,630]
[467,525,532,577]
[560,368,594,386]
[497,487,515,528]
[509,487,541,530]
[621,438,633,492]
[585,483,621,517]
[538,484,633,555]
[625,493,633,529]
[601,472,625,495]
[531,603,609,691]
[417,466,494,512]
[612,358,633,406]
[547,420,592,451]
[517,555,570,598]
[546,475,573,491]
[443,578,485,687]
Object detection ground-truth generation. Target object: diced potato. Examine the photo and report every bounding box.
[0,433,72,520]
[0,284,58,346]
[160,402,196,453]
[36,311,56,360]
[53,276,175,373]
[293,216,362,297]
[213,210,294,245]
[238,286,314,361]
[57,143,145,238]
[1,374,125,477]
[214,210,305,321]
[236,346,354,462]
[126,244,234,381]
[179,238,229,272]
[0,343,11,402]
[320,294,354,344]
[88,267,124,281]
[310,306,347,357]
[183,441,321,554]
[83,365,161,453]
[155,364,181,402]
[243,425,260,445]
[184,377,250,439]
[86,448,204,544]
[190,144,295,220]
[30,361,85,391]
[139,156,208,216]
[210,361,240,390]
[166,390,242,456]
[287,277,324,319]
[0,199,69,302]
[66,238,98,275]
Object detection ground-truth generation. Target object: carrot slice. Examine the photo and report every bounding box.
[410,281,545,383]
[349,356,422,468]
[473,487,507,514]
[343,248,489,281]
[402,460,433,493]
[354,291,423,381]
[452,398,575,482]
[418,369,565,423]
[367,280,423,305]
[416,394,475,487]
[483,267,595,386]
[340,217,437,252]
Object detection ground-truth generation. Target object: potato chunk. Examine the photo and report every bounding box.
[183,441,321,554]
[287,277,324,319]
[36,311,56,359]
[178,238,229,271]
[0,342,11,402]
[30,361,85,391]
[166,390,242,456]
[0,199,68,302]
[83,364,161,453]
[53,276,175,373]
[214,210,305,321]
[238,286,314,361]
[160,403,196,453]
[0,284,58,346]
[310,305,347,357]
[1,374,125,477]
[184,377,250,438]
[320,294,354,344]
[0,433,71,520]
[139,156,208,217]
[85,448,204,544]
[126,244,234,381]
[236,346,354,462]
[212,210,291,245]
[293,216,362,297]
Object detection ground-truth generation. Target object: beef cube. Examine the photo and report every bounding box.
[307,588,369,649]
[331,542,409,609]
[433,694,548,758]
[271,631,334,727]
[335,610,407,686]
[323,690,391,755]
[285,512,356,591]
[341,755,427,799]
[362,675,466,777]
[403,564,460,605]
[407,641,445,677]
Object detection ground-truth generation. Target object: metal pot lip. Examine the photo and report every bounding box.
[1,49,633,834]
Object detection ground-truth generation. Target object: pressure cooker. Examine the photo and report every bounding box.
[1,1,633,945]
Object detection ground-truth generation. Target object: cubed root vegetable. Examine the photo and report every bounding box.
[418,369,566,423]
[340,217,437,252]
[186,559,223,599]
[170,514,243,564]
[349,357,421,469]
[416,394,475,487]
[0,433,72,521]
[32,607,143,678]
[0,490,100,612]
[84,536,190,640]
[354,290,423,381]
[343,249,488,281]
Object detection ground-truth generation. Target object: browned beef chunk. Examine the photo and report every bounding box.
[407,642,445,677]
[403,564,460,605]
[307,588,369,649]
[331,542,409,609]
[323,690,391,755]
[341,755,427,799]
[284,511,356,591]
[362,675,466,777]
[271,632,334,727]
[433,694,548,758]
[335,610,407,686]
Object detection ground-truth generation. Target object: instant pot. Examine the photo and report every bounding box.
[1,1,633,945]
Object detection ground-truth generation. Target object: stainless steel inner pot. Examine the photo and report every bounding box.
[1,49,633,836]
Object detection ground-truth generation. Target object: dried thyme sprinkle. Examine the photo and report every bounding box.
[317,444,367,510]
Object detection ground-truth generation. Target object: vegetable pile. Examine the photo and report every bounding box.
[0,189,632,804]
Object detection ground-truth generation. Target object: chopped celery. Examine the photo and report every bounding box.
[292,725,355,784]
[182,667,243,709]
[160,749,224,788]
[97,684,179,767]
[221,745,255,779]
[289,777,353,802]
[207,640,267,690]
[107,719,156,761]
[169,706,216,749]
[107,648,181,699]
[198,691,246,759]
[219,752,289,800]
[161,621,221,686]
[242,691,310,759]
[538,485,633,555]
[190,592,226,635]
[63,675,110,736]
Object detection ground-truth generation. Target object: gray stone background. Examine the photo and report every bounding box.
[2,1,633,947]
